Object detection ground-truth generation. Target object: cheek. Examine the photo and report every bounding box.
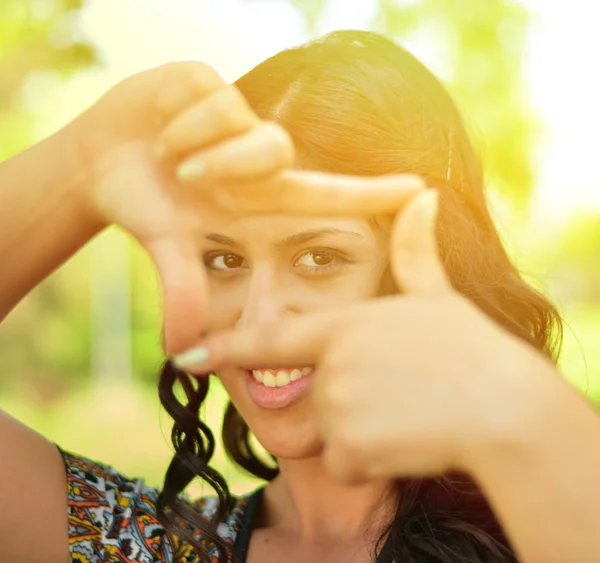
[314,265,384,303]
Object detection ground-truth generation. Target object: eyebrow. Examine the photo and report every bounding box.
[204,228,365,249]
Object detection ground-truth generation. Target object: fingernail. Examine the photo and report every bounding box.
[172,346,210,369]
[177,160,207,182]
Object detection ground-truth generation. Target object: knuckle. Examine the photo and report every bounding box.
[260,122,295,166]
[184,61,224,92]
[321,376,350,412]
[322,345,349,375]
[211,86,254,131]
[154,62,225,115]
[328,431,365,475]
[334,426,357,452]
[192,61,221,80]
[158,61,184,78]
[324,332,358,371]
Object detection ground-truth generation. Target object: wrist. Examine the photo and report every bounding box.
[464,359,600,563]
[58,118,109,232]
[460,344,566,480]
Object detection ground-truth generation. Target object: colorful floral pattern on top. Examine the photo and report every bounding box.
[60,450,250,563]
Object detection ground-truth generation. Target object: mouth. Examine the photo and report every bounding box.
[249,367,314,388]
[243,366,315,409]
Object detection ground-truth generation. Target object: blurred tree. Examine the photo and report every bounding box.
[287,0,329,33]
[0,0,97,156]
[2,0,595,399]
[546,213,600,302]
[0,0,98,396]
[275,0,537,215]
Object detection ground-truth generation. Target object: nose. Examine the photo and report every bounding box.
[236,268,295,329]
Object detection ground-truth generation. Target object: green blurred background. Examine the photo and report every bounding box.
[1,0,599,496]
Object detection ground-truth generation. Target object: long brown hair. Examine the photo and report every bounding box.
[156,30,562,562]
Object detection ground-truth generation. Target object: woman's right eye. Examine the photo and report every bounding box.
[204,252,247,272]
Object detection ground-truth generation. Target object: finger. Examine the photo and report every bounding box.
[158,85,258,157]
[142,235,209,355]
[314,396,366,484]
[173,312,340,373]
[151,62,227,122]
[322,445,367,484]
[239,170,426,216]
[390,189,452,296]
[176,121,294,185]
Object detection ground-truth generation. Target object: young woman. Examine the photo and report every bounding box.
[1,30,599,563]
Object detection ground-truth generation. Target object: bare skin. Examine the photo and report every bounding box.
[0,60,423,353]
[5,58,598,563]
[187,192,600,563]
[197,210,392,560]
[248,461,395,563]
[0,62,423,563]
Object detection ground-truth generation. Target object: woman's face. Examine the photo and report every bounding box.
[204,214,388,459]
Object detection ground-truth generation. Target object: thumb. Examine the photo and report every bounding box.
[390,189,451,296]
[143,235,209,355]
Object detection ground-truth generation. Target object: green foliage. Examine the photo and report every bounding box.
[0,0,97,156]
[288,0,329,32]
[544,212,600,301]
[1,0,598,489]
[558,302,600,402]
[0,0,98,391]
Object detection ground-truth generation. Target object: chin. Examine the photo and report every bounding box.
[218,368,324,460]
[255,426,323,460]
[235,406,324,460]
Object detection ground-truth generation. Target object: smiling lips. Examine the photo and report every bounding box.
[246,366,315,409]
[251,367,314,388]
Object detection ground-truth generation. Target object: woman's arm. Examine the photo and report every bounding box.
[0,61,290,563]
[0,410,70,563]
[0,126,101,321]
[470,368,600,563]
[0,61,295,352]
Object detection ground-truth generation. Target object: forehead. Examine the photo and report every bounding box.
[212,214,379,244]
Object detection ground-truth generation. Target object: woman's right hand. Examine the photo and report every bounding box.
[66,62,295,353]
[2,63,291,563]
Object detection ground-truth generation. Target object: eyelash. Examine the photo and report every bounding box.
[203,252,247,275]
[294,249,348,275]
[203,248,349,276]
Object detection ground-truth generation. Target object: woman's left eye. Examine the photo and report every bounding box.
[293,249,347,273]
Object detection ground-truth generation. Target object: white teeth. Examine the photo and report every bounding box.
[275,370,291,387]
[251,367,313,387]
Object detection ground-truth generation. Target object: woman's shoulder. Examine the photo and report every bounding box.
[60,449,252,563]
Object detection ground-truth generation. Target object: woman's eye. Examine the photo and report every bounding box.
[296,251,333,267]
[294,249,346,273]
[205,252,246,271]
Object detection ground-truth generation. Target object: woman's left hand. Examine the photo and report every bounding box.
[178,189,565,482]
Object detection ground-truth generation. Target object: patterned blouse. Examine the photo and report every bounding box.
[61,450,258,563]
